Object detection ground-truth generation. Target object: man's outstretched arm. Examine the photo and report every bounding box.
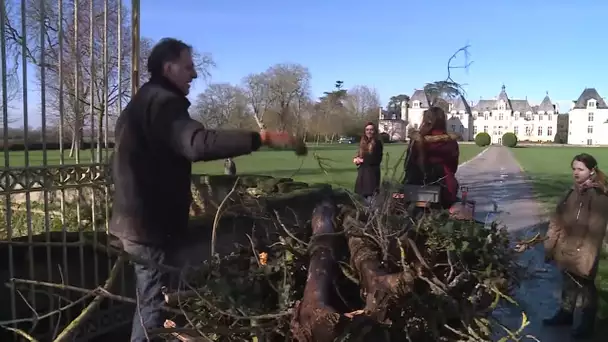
[150,98,262,162]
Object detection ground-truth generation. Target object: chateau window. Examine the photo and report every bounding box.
[539,114,543,121]
[548,114,552,121]
[413,101,420,109]
[483,126,488,133]
[588,99,596,108]
[473,126,478,135]
[588,112,594,121]
[547,126,553,136]
[499,113,503,120]
[514,126,519,135]
[537,126,543,136]
[588,126,593,134]
[484,113,489,120]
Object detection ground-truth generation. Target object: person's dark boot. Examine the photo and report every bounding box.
[571,308,596,339]
[542,309,574,326]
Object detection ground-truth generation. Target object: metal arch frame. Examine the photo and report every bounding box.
[0,0,140,340]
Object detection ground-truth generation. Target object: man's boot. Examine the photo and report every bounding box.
[571,307,596,339]
[542,309,574,326]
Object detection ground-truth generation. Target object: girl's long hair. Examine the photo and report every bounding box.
[419,106,447,137]
[572,153,608,193]
[414,106,447,165]
[358,122,377,157]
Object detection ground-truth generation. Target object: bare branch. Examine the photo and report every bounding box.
[424,44,473,107]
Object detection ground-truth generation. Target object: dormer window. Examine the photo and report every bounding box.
[588,99,597,108]
[498,100,506,110]
[413,101,420,109]
[448,103,454,112]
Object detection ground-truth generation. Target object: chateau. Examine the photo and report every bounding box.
[378,85,561,144]
[566,88,608,145]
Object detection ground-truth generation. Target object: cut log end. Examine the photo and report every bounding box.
[348,234,416,321]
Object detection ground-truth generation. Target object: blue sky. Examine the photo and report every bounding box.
[140,0,606,112]
[9,0,608,127]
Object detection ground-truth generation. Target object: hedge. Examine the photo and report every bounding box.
[501,132,518,147]
[474,132,491,147]
[0,141,115,151]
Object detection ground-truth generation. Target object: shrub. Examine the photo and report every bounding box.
[554,132,568,144]
[379,132,391,143]
[0,140,115,151]
[474,132,491,147]
[501,132,518,147]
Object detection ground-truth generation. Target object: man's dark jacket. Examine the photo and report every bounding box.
[109,77,261,245]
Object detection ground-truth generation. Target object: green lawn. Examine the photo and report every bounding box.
[3,143,485,189]
[511,146,608,207]
[511,146,608,322]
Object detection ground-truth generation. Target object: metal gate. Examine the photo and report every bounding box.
[0,0,140,340]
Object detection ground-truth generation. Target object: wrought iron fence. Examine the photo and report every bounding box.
[0,0,140,340]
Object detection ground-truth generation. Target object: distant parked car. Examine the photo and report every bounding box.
[338,136,355,144]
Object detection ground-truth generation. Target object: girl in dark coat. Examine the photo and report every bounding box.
[403,106,460,209]
[543,153,608,339]
[354,122,383,203]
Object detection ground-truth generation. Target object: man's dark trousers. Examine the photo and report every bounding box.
[121,239,174,342]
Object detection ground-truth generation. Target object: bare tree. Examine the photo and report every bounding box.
[0,1,21,126]
[0,69,20,126]
[265,63,311,131]
[3,0,214,160]
[344,85,381,122]
[242,63,311,132]
[191,83,255,130]
[242,72,272,129]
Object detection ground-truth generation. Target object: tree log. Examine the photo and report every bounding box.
[344,215,416,322]
[291,199,343,342]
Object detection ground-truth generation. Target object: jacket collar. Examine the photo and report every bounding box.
[409,130,461,143]
[148,76,191,106]
[573,179,600,193]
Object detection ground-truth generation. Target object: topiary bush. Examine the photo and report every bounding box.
[474,132,491,147]
[501,132,518,147]
[379,132,391,143]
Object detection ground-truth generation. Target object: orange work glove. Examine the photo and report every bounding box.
[260,130,296,148]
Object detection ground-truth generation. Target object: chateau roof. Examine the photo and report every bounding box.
[572,88,608,109]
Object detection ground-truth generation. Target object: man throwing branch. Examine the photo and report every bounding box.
[109,38,296,341]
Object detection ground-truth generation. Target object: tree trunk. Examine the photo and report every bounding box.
[96,106,105,163]
[291,199,343,342]
[69,131,76,158]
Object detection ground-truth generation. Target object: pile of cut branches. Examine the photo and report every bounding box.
[159,186,526,342]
